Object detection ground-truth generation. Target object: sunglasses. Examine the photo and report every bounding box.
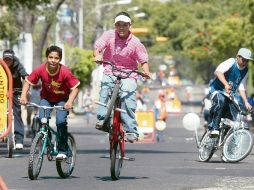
[238,55,249,62]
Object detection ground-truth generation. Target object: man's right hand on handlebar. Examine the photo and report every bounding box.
[224,83,232,94]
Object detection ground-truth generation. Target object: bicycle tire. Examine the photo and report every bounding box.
[223,129,254,162]
[110,141,123,180]
[31,117,41,140]
[103,84,120,125]
[56,133,76,178]
[7,132,13,158]
[28,133,44,180]
[198,131,215,162]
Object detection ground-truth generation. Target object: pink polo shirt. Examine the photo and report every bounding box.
[94,30,148,79]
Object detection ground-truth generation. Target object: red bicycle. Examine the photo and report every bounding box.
[95,61,149,180]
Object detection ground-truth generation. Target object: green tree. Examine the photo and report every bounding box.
[65,47,95,89]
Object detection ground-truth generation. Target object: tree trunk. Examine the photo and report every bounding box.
[33,0,65,69]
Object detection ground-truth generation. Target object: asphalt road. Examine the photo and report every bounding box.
[1,86,254,190]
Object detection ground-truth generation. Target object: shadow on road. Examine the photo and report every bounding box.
[95,176,149,181]
[77,149,196,155]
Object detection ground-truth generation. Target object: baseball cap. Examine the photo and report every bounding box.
[3,49,14,59]
[114,15,131,24]
[237,48,253,61]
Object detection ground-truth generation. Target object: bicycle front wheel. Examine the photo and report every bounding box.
[31,117,41,140]
[104,84,120,124]
[56,133,76,178]
[198,131,215,162]
[7,132,14,158]
[223,129,254,162]
[28,133,45,180]
[110,142,123,180]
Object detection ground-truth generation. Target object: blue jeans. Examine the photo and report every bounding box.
[13,94,25,144]
[39,99,69,154]
[208,92,237,130]
[97,74,138,134]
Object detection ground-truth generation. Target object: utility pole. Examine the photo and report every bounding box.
[78,0,83,49]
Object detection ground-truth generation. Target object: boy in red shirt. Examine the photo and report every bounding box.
[20,45,80,160]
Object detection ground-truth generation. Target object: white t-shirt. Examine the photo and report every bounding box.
[215,58,247,91]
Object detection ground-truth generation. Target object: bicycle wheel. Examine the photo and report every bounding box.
[104,84,120,124]
[198,131,215,162]
[31,117,41,140]
[56,133,76,178]
[110,141,123,180]
[223,129,254,162]
[28,133,45,180]
[7,132,14,158]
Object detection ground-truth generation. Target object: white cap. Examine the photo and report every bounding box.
[114,15,131,24]
[237,48,253,61]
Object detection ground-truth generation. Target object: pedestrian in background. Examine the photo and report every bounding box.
[154,90,168,142]
[2,49,28,149]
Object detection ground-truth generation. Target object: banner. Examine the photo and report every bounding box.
[136,111,155,143]
[0,65,7,134]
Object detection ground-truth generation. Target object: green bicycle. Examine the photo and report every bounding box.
[25,102,76,180]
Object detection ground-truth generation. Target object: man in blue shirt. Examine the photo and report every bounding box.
[208,48,253,137]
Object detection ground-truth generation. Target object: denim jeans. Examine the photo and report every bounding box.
[39,99,69,154]
[13,94,25,144]
[97,74,138,134]
[208,92,237,130]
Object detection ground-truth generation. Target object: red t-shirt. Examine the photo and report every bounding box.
[27,63,80,102]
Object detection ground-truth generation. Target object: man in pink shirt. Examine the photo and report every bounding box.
[94,11,151,142]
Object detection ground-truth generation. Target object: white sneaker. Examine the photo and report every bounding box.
[56,153,67,160]
[125,133,138,143]
[210,129,219,138]
[16,143,23,150]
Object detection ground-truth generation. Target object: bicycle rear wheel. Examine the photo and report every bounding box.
[223,129,254,162]
[198,131,215,162]
[56,133,76,178]
[28,133,44,180]
[110,141,123,180]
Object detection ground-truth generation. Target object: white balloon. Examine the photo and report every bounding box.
[182,113,200,131]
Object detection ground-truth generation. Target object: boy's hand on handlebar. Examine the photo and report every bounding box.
[19,96,28,105]
[64,101,73,110]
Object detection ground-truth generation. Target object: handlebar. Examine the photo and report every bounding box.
[24,102,65,111]
[218,91,252,116]
[96,60,150,79]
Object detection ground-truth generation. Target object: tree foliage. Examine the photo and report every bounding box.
[132,0,254,84]
[65,47,95,89]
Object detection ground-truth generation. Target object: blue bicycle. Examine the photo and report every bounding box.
[25,102,76,180]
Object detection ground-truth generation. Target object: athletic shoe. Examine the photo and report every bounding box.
[56,153,67,160]
[210,129,219,138]
[125,133,138,143]
[95,121,109,132]
[16,143,23,150]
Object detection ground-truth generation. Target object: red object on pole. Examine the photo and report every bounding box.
[0,59,13,140]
